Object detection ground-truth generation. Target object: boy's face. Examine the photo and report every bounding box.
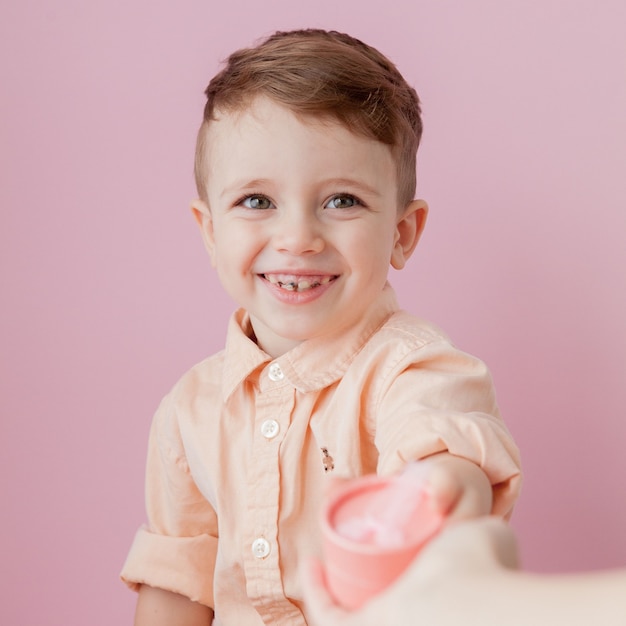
[193,97,427,358]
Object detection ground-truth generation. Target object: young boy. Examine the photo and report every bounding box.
[121,29,522,626]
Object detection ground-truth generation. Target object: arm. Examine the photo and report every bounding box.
[303,517,626,626]
[135,585,214,626]
[479,569,626,626]
[372,337,522,517]
[121,393,219,612]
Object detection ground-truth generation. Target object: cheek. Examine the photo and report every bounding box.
[350,225,396,266]
[212,227,261,272]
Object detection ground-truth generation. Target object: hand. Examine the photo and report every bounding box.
[422,452,493,520]
[302,516,519,626]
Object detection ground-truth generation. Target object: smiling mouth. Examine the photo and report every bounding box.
[262,273,337,293]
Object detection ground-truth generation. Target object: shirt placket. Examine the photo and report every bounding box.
[243,360,306,625]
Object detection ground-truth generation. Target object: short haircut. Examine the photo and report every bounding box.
[194,29,423,208]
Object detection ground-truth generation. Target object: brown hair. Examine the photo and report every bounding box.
[194,29,423,207]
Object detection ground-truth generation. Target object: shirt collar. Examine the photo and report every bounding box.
[221,283,399,400]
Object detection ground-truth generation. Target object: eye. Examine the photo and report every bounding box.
[325,194,361,209]
[240,195,274,210]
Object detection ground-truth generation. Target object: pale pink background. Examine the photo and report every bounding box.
[1,1,625,624]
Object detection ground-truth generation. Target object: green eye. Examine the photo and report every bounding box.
[243,195,273,209]
[327,195,359,209]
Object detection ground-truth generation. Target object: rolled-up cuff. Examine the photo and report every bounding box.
[120,526,218,608]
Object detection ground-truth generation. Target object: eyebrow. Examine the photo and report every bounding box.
[219,179,272,200]
[219,177,383,199]
[321,178,383,197]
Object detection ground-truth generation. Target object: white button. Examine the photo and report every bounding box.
[268,362,284,382]
[252,537,271,559]
[261,419,280,440]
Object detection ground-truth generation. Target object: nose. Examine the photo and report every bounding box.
[272,208,325,255]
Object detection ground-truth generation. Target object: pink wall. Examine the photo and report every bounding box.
[1,1,625,623]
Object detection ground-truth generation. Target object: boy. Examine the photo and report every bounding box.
[121,29,522,626]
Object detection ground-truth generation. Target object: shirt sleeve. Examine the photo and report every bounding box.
[120,391,219,607]
[373,338,522,518]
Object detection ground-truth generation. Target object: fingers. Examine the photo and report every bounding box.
[422,454,493,520]
[476,517,520,569]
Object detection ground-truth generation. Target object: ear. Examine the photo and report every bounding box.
[191,199,217,267]
[391,199,428,270]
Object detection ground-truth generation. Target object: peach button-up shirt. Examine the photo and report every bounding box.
[121,285,522,625]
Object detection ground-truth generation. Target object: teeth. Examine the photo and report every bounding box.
[264,274,333,292]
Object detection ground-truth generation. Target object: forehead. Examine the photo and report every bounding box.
[201,97,397,194]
